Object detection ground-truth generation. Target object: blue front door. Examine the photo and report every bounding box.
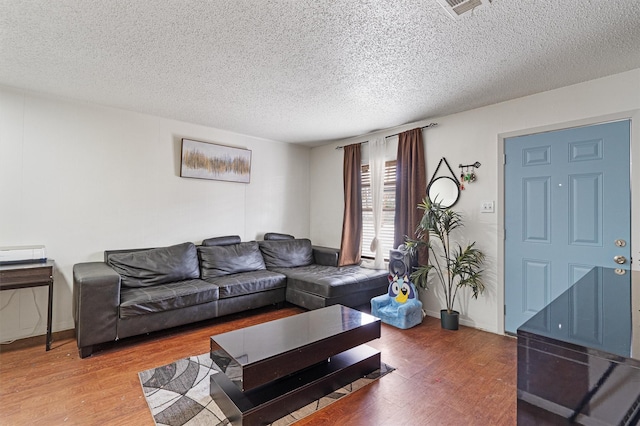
[504,120,631,334]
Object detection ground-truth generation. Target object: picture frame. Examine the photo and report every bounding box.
[180,139,251,183]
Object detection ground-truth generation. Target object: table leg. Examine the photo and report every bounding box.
[46,279,53,351]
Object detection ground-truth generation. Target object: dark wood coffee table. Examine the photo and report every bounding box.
[209,304,381,425]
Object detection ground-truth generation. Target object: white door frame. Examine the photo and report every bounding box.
[496,110,639,335]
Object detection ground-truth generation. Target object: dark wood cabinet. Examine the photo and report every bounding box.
[517,267,640,425]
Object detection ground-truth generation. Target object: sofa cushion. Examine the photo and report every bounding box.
[263,232,295,240]
[271,264,388,298]
[198,242,266,279]
[119,279,219,318]
[107,242,200,288]
[204,270,287,298]
[258,239,314,268]
[202,235,241,246]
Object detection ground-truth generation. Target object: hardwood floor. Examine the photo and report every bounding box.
[0,304,517,425]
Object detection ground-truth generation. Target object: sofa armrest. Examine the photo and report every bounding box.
[73,262,121,354]
[312,246,339,267]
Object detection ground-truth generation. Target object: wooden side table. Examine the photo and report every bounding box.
[0,260,55,351]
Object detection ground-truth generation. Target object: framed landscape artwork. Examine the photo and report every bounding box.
[180,139,251,183]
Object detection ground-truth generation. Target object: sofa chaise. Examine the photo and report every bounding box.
[72,234,388,358]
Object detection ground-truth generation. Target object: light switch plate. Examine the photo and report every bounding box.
[481,201,494,213]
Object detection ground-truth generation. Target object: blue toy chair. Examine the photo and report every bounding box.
[371,274,423,329]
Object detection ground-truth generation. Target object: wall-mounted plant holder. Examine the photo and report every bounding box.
[458,161,481,190]
[427,157,461,208]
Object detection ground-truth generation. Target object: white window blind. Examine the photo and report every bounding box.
[361,160,396,260]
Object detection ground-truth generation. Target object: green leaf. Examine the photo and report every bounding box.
[405,197,485,312]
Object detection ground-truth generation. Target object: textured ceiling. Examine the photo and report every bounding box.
[1,1,640,146]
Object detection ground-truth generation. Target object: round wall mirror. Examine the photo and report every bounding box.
[427,176,460,208]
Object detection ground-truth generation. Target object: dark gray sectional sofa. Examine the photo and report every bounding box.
[72,234,388,358]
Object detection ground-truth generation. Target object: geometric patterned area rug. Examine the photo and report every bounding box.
[139,353,394,426]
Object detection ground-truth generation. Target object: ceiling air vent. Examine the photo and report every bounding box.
[436,0,490,19]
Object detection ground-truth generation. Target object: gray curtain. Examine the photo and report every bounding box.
[338,144,362,266]
[394,128,427,265]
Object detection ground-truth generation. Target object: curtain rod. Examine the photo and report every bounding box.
[335,122,438,150]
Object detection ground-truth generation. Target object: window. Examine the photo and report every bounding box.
[361,160,396,260]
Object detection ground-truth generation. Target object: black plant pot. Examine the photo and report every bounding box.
[440,309,459,330]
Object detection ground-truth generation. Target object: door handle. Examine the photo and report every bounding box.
[614,255,627,265]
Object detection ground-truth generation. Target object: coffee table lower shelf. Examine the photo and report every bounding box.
[210,344,381,426]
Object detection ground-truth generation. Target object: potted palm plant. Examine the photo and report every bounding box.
[404,197,485,330]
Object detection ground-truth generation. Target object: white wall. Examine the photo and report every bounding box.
[0,87,310,342]
[2,69,638,342]
[310,68,640,334]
